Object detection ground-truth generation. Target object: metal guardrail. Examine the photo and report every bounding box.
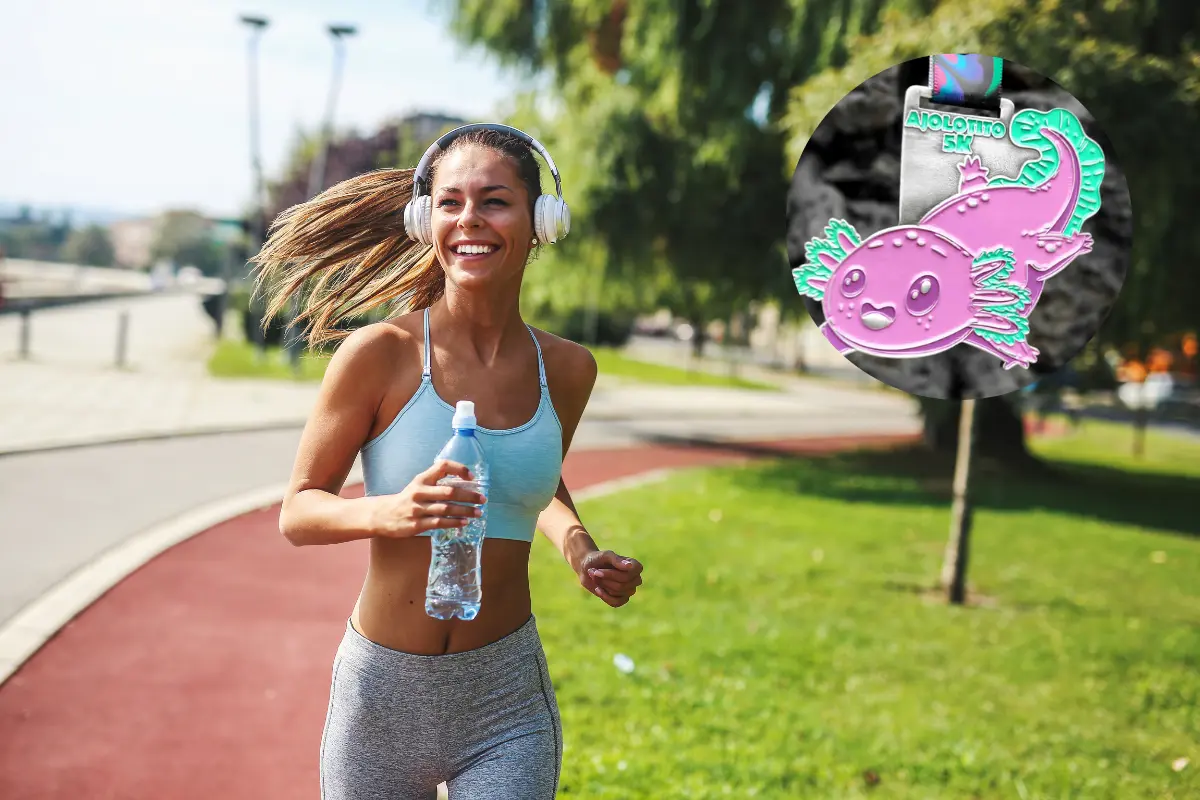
[0,291,154,316]
[2,285,228,366]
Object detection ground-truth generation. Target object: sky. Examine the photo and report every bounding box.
[0,0,527,221]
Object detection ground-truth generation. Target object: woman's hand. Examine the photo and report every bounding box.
[578,550,643,607]
[369,459,486,539]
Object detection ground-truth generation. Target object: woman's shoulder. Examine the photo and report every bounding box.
[326,315,423,381]
[529,327,598,392]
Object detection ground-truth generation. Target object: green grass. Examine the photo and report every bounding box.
[206,338,777,390]
[591,346,777,390]
[207,339,333,381]
[529,421,1200,798]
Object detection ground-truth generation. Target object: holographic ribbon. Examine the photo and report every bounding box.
[930,54,1003,109]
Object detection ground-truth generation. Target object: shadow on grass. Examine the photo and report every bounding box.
[641,433,1200,539]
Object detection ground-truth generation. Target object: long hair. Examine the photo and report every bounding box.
[252,128,544,349]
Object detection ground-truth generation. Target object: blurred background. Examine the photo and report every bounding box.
[1,1,1197,798]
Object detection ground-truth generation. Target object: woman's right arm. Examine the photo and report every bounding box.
[278,324,482,547]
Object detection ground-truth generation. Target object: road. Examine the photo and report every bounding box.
[0,381,919,632]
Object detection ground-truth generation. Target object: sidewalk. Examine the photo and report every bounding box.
[0,432,916,800]
[0,293,317,454]
[0,294,917,455]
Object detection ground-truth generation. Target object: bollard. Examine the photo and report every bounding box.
[115,309,130,368]
[18,309,31,359]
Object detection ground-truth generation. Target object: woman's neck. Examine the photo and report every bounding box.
[434,287,529,366]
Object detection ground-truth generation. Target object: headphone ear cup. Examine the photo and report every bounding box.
[534,195,570,244]
[404,196,433,245]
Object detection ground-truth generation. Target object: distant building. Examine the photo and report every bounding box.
[265,111,468,221]
[397,112,468,145]
[108,217,157,270]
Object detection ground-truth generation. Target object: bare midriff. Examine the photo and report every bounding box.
[350,535,534,655]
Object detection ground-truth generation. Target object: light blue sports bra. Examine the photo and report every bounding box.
[360,308,564,542]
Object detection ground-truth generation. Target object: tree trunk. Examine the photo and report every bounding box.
[941,398,976,605]
[726,310,740,379]
[1133,399,1148,458]
[690,316,706,362]
[922,395,1029,463]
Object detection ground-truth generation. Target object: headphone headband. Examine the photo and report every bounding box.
[411,122,563,200]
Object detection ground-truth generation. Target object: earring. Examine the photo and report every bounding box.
[531,237,539,246]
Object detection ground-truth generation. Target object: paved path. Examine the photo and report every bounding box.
[0,433,915,800]
[0,429,308,629]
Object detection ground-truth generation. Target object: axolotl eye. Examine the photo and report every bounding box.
[841,267,866,298]
[906,274,939,316]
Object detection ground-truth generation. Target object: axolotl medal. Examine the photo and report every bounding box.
[794,55,1106,370]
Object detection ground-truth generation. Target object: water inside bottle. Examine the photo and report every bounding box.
[425,476,486,621]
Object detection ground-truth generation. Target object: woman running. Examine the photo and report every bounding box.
[254,123,645,798]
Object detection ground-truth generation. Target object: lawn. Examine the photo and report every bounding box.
[590,346,777,390]
[207,338,777,390]
[207,339,331,382]
[529,421,1200,798]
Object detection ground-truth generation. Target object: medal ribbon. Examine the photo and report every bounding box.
[929,54,1003,110]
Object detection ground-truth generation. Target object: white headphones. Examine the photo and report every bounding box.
[403,122,571,247]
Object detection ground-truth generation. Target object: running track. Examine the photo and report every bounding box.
[0,434,915,798]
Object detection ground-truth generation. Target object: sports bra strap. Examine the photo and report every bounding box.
[422,307,432,379]
[526,325,548,389]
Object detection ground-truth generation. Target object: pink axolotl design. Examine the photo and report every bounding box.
[794,107,1105,370]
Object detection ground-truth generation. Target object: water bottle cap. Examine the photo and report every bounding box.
[452,400,477,430]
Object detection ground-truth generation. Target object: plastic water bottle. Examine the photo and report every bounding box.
[425,400,490,621]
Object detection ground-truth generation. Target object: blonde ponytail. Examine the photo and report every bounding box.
[251,167,444,349]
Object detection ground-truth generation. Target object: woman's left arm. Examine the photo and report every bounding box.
[537,338,643,608]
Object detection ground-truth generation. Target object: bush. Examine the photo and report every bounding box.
[228,286,386,351]
[545,308,634,347]
[228,287,286,347]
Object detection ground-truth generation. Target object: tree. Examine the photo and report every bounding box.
[0,218,69,262]
[151,211,224,277]
[61,225,116,267]
[443,1,924,353]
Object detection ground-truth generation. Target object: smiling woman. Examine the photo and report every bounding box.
[250,124,643,799]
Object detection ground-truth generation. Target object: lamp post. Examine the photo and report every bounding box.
[306,23,357,199]
[285,23,356,374]
[240,13,269,358]
[239,14,269,250]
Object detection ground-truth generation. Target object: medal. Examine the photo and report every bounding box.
[794,55,1106,371]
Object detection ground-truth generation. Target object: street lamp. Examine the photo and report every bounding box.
[239,15,269,247]
[282,23,357,373]
[306,23,358,199]
[240,13,269,356]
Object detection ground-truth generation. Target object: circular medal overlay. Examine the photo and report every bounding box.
[786,57,1133,400]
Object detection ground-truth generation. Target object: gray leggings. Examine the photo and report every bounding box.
[320,616,563,799]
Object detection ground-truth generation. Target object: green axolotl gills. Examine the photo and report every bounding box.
[792,107,1104,370]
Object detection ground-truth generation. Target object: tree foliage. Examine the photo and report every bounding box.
[444,0,925,330]
[150,211,225,277]
[0,210,72,262]
[61,225,116,267]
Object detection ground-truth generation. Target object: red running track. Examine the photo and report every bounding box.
[0,435,914,799]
